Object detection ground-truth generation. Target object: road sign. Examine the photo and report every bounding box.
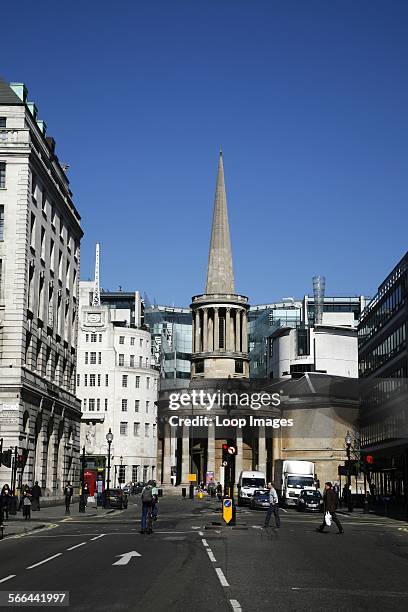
[112,551,141,566]
[188,474,197,482]
[223,498,233,524]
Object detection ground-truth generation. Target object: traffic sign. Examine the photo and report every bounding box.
[223,498,233,524]
[188,474,197,482]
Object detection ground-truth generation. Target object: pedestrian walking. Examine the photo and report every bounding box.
[151,480,159,522]
[0,485,12,521]
[64,482,73,514]
[216,482,223,501]
[140,481,154,534]
[264,482,281,528]
[22,491,32,520]
[316,482,344,534]
[31,481,42,511]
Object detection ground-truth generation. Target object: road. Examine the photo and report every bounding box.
[0,496,408,611]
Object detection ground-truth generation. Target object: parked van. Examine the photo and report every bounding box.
[237,471,266,506]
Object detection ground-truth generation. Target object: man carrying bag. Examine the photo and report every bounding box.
[316,482,344,534]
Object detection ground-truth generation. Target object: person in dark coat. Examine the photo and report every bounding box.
[316,482,344,534]
[31,482,42,511]
[0,485,12,521]
[63,482,73,514]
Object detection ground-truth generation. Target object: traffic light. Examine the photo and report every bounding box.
[365,455,374,465]
[1,449,12,468]
[222,442,237,467]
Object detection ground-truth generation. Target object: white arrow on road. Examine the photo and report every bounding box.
[112,551,141,566]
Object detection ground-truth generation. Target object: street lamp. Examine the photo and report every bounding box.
[345,431,353,512]
[79,446,86,513]
[106,428,113,498]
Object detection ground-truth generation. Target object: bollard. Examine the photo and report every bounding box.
[182,487,186,499]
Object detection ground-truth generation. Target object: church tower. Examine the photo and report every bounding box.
[191,152,249,378]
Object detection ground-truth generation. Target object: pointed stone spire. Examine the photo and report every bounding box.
[205,151,235,294]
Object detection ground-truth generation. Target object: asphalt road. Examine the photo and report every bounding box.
[0,497,408,612]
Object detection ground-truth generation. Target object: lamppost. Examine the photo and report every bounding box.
[106,429,113,502]
[79,446,86,513]
[119,455,123,487]
[345,431,353,512]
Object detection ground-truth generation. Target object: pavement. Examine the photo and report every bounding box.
[0,496,407,611]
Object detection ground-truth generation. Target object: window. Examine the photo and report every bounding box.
[31,172,37,201]
[89,374,96,386]
[41,188,47,214]
[122,374,128,387]
[97,374,101,386]
[105,374,109,386]
[85,352,88,364]
[84,374,88,386]
[50,202,56,227]
[135,376,140,388]
[134,400,140,412]
[139,356,143,367]
[119,336,125,345]
[86,334,89,342]
[82,399,87,411]
[132,465,139,481]
[130,355,135,367]
[91,333,97,342]
[104,398,108,411]
[133,423,140,437]
[120,422,128,436]
[0,162,6,189]
[50,239,55,270]
[98,352,102,364]
[96,398,100,411]
[145,423,149,437]
[140,339,143,348]
[146,377,150,389]
[99,333,102,342]
[297,327,310,356]
[90,352,96,364]
[89,399,95,411]
[146,401,149,413]
[0,117,6,127]
[30,213,36,248]
[118,354,124,366]
[235,360,243,374]
[58,250,63,280]
[130,337,135,346]
[77,374,80,386]
[0,205,4,240]
[122,399,128,411]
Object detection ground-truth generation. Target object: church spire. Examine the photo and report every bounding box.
[205,151,235,294]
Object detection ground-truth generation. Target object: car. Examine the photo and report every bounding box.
[250,489,270,510]
[105,488,128,509]
[297,489,323,512]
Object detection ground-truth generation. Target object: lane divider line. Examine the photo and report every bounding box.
[90,534,106,540]
[230,600,242,611]
[67,542,87,551]
[0,575,16,584]
[26,553,62,570]
[207,549,217,562]
[198,531,204,536]
[215,567,229,587]
[201,538,209,547]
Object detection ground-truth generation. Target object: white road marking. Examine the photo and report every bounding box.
[191,526,200,529]
[230,600,242,611]
[27,553,62,569]
[90,534,106,540]
[280,508,288,513]
[252,525,263,529]
[67,542,87,551]
[0,575,16,583]
[207,549,217,562]
[112,551,141,566]
[198,531,204,536]
[201,538,209,547]
[215,567,229,587]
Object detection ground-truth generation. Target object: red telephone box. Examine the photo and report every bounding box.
[84,469,97,496]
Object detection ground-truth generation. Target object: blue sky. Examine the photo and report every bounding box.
[2,1,407,305]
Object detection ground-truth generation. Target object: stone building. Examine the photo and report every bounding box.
[77,274,159,489]
[0,79,83,496]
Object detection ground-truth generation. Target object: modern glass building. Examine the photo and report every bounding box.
[249,295,367,379]
[144,306,192,385]
[358,251,408,517]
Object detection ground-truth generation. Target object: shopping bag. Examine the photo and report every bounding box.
[325,511,332,526]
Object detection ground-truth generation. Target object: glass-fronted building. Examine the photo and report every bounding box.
[358,251,408,517]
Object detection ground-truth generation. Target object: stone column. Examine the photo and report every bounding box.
[181,424,190,484]
[162,421,173,485]
[272,430,281,483]
[236,310,241,352]
[258,425,267,474]
[207,422,215,478]
[242,311,248,353]
[203,309,208,352]
[194,310,200,353]
[235,427,243,487]
[214,307,219,351]
[225,308,231,351]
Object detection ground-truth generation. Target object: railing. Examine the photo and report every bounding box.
[0,128,30,145]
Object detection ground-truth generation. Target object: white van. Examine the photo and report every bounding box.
[237,471,266,506]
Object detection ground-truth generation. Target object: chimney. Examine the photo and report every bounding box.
[10,82,28,102]
[27,102,38,119]
[36,119,47,135]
